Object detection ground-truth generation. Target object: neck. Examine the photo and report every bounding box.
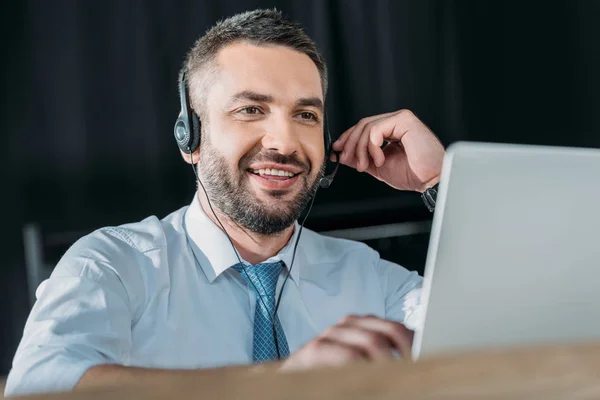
[197,192,295,265]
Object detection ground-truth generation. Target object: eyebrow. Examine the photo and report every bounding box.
[227,90,324,112]
[229,90,274,105]
[296,97,324,113]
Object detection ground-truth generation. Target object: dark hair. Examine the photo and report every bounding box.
[180,9,328,114]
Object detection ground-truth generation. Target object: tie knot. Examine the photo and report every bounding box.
[232,261,284,297]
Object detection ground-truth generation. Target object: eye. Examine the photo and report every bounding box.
[299,112,318,121]
[240,106,262,115]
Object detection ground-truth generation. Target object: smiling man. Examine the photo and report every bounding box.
[5,9,445,396]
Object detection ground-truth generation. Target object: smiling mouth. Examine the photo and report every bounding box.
[247,168,300,180]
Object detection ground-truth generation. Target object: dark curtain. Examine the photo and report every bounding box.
[2,0,600,375]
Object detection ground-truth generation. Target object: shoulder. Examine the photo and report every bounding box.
[40,205,189,319]
[52,205,188,283]
[299,228,420,283]
[299,228,380,266]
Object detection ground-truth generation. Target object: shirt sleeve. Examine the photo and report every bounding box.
[4,230,140,397]
[376,258,423,330]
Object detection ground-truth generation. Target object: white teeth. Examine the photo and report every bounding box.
[251,168,295,177]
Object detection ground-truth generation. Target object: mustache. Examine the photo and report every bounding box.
[241,152,310,171]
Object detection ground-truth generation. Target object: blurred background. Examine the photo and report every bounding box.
[1,0,600,376]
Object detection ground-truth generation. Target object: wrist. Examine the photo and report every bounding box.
[420,176,440,193]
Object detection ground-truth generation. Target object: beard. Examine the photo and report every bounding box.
[196,136,325,235]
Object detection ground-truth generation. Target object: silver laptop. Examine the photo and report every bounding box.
[412,141,600,360]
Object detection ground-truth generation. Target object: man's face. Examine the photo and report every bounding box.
[192,42,326,235]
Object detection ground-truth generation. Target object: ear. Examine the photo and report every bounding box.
[179,148,201,165]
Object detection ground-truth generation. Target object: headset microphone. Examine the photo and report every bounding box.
[319,151,339,188]
[318,178,331,189]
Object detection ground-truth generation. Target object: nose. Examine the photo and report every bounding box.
[260,115,301,156]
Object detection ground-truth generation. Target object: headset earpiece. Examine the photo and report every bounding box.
[189,112,201,153]
[319,115,339,188]
[174,72,201,154]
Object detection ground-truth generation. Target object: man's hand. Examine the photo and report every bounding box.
[280,315,413,371]
[332,110,445,192]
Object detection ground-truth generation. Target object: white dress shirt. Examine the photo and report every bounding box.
[5,193,422,397]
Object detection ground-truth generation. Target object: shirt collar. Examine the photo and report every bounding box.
[183,192,302,286]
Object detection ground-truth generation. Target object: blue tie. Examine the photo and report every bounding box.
[233,261,290,362]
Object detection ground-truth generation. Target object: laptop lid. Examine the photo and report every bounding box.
[412,142,600,360]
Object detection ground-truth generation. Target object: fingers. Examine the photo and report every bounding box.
[356,125,373,171]
[312,337,368,365]
[336,119,378,168]
[333,112,398,171]
[322,315,413,361]
[337,119,372,167]
[340,315,414,359]
[332,126,353,152]
[321,325,396,361]
[279,337,366,371]
[332,115,378,153]
[368,135,385,168]
[332,112,395,153]
[280,315,414,372]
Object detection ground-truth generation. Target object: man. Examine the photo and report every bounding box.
[5,9,445,396]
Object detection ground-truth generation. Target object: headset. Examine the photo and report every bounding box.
[173,71,339,360]
[174,72,339,188]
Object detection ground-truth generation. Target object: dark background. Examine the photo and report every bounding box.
[2,0,600,376]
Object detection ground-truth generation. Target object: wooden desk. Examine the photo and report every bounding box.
[14,341,600,399]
